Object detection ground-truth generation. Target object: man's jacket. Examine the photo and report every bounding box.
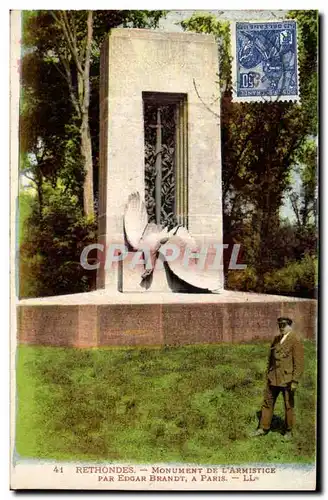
[266,331,304,387]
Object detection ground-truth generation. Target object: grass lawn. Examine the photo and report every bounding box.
[15,341,316,464]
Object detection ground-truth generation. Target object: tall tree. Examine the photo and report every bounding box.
[50,11,95,217]
[289,138,317,229]
[20,10,167,296]
[20,49,74,215]
[22,10,166,218]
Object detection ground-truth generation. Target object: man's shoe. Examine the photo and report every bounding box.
[284,431,293,441]
[251,428,269,437]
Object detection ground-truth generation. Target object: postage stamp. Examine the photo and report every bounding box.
[231,20,300,102]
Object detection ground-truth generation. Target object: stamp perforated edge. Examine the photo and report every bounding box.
[230,20,301,104]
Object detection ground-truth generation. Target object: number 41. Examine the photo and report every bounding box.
[53,466,63,473]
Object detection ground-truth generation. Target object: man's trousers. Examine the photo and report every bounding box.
[260,384,295,431]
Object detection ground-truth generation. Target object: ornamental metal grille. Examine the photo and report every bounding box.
[143,92,188,230]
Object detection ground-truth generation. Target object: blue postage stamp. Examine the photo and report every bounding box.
[231,21,299,102]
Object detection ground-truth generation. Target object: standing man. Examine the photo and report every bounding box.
[253,317,304,439]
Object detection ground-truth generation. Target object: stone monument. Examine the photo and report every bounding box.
[97,29,223,293]
[17,28,316,348]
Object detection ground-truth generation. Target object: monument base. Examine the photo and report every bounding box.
[17,291,316,347]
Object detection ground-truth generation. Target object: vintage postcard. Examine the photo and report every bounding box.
[10,9,318,491]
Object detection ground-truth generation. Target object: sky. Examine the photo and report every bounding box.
[157,9,287,32]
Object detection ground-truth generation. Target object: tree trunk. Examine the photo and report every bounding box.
[81,10,94,218]
[81,112,94,218]
[36,169,43,218]
[52,10,95,217]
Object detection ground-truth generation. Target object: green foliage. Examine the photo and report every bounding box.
[19,185,97,297]
[264,255,317,298]
[16,343,316,463]
[18,189,38,298]
[18,190,34,245]
[226,228,317,297]
[288,138,317,229]
[287,10,318,135]
[226,267,258,292]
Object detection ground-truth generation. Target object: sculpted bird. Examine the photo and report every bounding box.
[123,192,221,292]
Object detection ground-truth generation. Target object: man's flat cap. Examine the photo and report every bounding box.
[277,317,293,325]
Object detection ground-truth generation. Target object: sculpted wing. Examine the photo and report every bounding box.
[163,230,221,292]
[124,192,148,250]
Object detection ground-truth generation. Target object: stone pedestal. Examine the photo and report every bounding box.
[98,29,223,291]
[17,292,317,347]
